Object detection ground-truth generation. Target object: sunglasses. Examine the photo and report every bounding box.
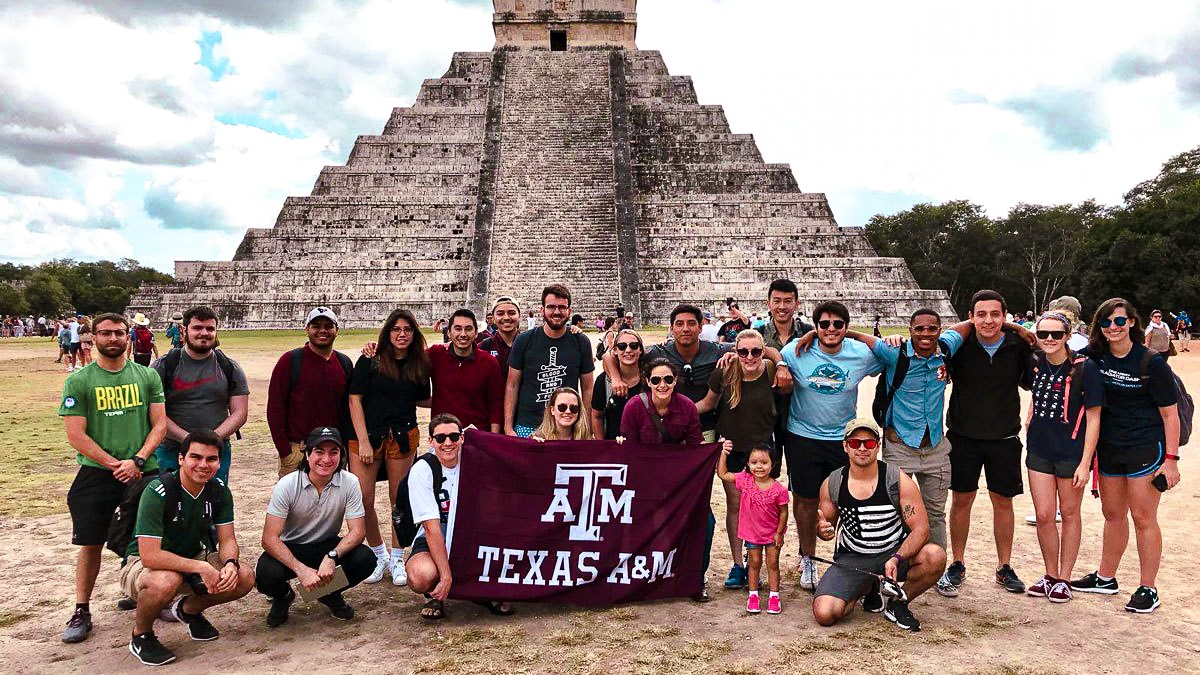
[555,403,581,414]
[818,319,847,330]
[1035,330,1066,340]
[845,438,879,450]
[649,375,676,385]
[736,347,764,358]
[432,432,462,443]
[614,341,641,351]
[1099,316,1130,328]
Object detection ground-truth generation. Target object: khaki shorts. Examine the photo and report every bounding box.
[119,551,221,600]
[348,427,420,461]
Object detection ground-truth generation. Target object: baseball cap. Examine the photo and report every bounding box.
[843,417,882,440]
[492,296,520,313]
[1047,296,1082,321]
[306,306,339,326]
[624,312,633,318]
[702,311,712,319]
[305,426,344,450]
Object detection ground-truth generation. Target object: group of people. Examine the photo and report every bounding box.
[56,280,1187,666]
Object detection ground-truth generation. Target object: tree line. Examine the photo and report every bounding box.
[0,259,173,317]
[865,145,1200,320]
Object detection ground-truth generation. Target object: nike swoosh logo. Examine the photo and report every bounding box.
[174,374,218,392]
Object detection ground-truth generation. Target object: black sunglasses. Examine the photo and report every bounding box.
[555,403,580,414]
[649,375,676,385]
[1099,316,1130,328]
[614,341,641,351]
[1036,330,1066,340]
[432,432,462,443]
[736,347,763,358]
[818,319,846,330]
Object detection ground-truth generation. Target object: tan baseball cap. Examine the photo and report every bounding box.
[843,417,882,439]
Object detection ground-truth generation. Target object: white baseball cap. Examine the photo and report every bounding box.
[305,306,339,326]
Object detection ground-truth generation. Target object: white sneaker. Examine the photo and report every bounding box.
[364,556,389,584]
[1025,511,1062,525]
[799,556,818,591]
[391,557,407,586]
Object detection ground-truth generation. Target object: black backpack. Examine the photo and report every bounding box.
[106,471,224,560]
[391,453,445,545]
[1140,350,1194,446]
[871,341,911,427]
[289,346,353,392]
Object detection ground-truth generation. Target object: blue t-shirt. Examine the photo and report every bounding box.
[1023,354,1105,462]
[783,339,883,440]
[1087,344,1177,448]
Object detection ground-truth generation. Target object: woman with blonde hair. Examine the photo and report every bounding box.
[532,387,591,441]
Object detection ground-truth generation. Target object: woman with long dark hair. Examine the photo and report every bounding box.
[590,328,644,439]
[1071,298,1180,613]
[348,309,431,587]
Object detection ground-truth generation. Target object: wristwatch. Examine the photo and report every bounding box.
[132,456,146,470]
[326,550,339,562]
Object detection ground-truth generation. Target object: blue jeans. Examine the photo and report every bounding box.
[155,438,232,485]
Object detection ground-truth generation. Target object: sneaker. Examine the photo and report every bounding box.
[862,579,885,613]
[170,596,219,641]
[62,607,92,644]
[1125,586,1160,614]
[1025,511,1062,525]
[799,556,818,591]
[724,564,748,590]
[884,599,921,632]
[116,596,138,611]
[746,593,761,614]
[1027,575,1051,597]
[1048,579,1072,603]
[364,556,389,584]
[995,564,1025,594]
[766,594,782,615]
[321,595,355,621]
[1071,571,1119,595]
[936,561,965,597]
[691,585,711,603]
[266,588,295,628]
[391,557,408,586]
[129,631,176,666]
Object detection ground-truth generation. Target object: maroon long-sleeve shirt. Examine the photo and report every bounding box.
[266,344,351,457]
[619,392,703,445]
[428,343,504,430]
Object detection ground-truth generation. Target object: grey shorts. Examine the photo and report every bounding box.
[814,550,909,603]
[1025,452,1079,479]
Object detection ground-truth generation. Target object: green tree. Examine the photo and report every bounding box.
[996,202,1105,313]
[0,284,29,315]
[23,273,72,316]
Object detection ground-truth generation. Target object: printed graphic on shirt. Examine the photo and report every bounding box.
[537,346,568,404]
[92,383,146,416]
[1032,364,1068,420]
[806,363,848,394]
[836,502,903,555]
[1096,365,1142,390]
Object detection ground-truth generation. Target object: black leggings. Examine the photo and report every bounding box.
[255,537,376,605]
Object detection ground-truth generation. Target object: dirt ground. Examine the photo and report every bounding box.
[0,332,1197,674]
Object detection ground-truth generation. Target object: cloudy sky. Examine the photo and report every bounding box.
[2,0,1199,273]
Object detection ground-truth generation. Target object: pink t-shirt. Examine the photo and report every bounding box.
[735,472,789,545]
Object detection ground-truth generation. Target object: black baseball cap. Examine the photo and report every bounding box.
[305,426,344,450]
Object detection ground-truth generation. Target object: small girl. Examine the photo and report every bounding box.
[718,441,788,614]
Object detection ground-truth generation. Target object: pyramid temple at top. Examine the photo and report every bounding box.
[129,0,955,327]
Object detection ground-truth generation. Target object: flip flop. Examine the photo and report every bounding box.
[472,600,515,616]
[420,599,445,621]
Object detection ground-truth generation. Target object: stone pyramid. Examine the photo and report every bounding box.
[129,0,955,327]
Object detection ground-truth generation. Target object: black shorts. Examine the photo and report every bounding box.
[67,342,80,354]
[133,353,152,366]
[814,549,910,602]
[67,465,126,546]
[1097,441,1164,478]
[947,431,1023,498]
[1025,452,1080,479]
[783,432,847,499]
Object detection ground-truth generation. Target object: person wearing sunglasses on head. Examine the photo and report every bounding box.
[531,388,592,441]
[591,329,645,440]
[1069,299,1181,613]
[695,329,785,591]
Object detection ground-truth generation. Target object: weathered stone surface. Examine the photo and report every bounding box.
[129,1,954,327]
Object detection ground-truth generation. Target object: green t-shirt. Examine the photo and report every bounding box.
[128,477,235,559]
[58,361,165,470]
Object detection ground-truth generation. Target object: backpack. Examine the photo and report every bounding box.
[1140,350,1193,446]
[391,453,445,545]
[826,462,907,534]
[871,341,910,427]
[289,346,353,392]
[132,326,154,355]
[159,347,240,397]
[106,471,223,560]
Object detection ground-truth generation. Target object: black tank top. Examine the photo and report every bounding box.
[835,461,904,556]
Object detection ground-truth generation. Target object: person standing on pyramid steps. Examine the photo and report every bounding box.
[348,309,431,587]
[1071,298,1181,614]
[504,285,595,438]
[481,296,523,378]
[59,312,167,644]
[934,290,1038,597]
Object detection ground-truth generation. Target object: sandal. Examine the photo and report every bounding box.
[472,600,515,616]
[420,599,445,621]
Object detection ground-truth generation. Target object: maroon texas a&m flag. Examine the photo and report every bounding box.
[447,431,719,605]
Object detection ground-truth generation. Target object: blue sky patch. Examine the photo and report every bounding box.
[197,31,231,81]
[215,113,306,139]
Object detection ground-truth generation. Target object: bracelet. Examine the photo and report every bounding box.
[223,558,240,570]
[1165,454,1180,461]
[891,553,905,564]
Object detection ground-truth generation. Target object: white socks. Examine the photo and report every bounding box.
[370,544,387,560]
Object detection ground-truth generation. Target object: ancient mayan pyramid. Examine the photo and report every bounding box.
[129,0,955,327]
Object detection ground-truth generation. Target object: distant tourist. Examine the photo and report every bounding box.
[718,303,750,343]
[165,312,184,349]
[128,313,158,367]
[1144,309,1173,361]
[700,311,719,342]
[77,319,93,367]
[1047,295,1090,352]
[66,315,81,371]
[1174,311,1191,352]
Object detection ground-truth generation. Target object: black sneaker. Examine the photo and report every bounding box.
[995,564,1025,593]
[883,599,921,632]
[1125,586,1160,614]
[1071,571,1119,595]
[129,631,176,666]
[321,594,355,621]
[62,607,92,644]
[170,596,219,641]
[267,587,295,628]
[117,596,138,611]
[862,579,885,613]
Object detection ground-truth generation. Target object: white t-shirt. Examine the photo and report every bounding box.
[408,458,460,551]
[699,324,719,342]
[1067,333,1089,351]
[68,321,80,343]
